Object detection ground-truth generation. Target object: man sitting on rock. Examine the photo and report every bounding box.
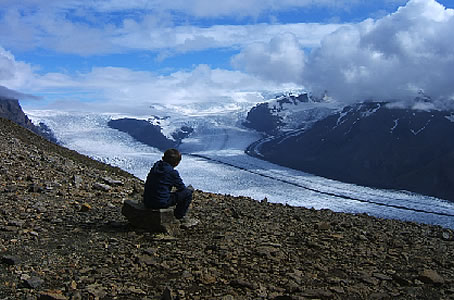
[143,148,194,222]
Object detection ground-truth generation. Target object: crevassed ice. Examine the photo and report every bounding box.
[26,109,454,229]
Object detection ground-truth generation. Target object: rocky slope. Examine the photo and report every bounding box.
[1,117,454,299]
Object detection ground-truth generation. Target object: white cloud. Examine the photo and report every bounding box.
[1,0,364,18]
[3,0,454,113]
[0,3,342,56]
[0,46,35,89]
[0,42,295,112]
[0,0,371,55]
[1,59,294,113]
[231,32,305,84]
[73,64,285,109]
[300,0,454,106]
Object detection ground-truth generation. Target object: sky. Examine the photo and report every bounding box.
[0,0,453,113]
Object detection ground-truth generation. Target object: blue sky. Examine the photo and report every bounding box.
[0,0,453,113]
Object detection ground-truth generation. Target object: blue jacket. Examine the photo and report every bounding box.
[143,160,186,208]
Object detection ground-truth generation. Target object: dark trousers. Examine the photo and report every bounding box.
[169,188,193,219]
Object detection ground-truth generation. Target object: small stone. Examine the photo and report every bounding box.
[317,222,331,230]
[330,286,344,294]
[373,273,392,281]
[360,274,379,285]
[161,287,173,300]
[80,203,91,212]
[23,276,44,289]
[230,279,255,289]
[86,284,107,298]
[93,182,111,192]
[302,289,334,298]
[418,269,444,285]
[441,231,451,241]
[28,183,43,193]
[137,254,154,266]
[38,291,68,300]
[392,273,411,286]
[369,292,390,300]
[70,281,77,290]
[102,176,123,186]
[201,273,216,284]
[70,291,82,300]
[1,255,20,265]
[73,175,83,188]
[128,286,146,294]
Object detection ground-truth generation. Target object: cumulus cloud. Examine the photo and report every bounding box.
[301,0,454,105]
[231,33,305,84]
[5,61,294,113]
[0,46,35,89]
[73,64,284,111]
[0,47,40,100]
[0,43,295,113]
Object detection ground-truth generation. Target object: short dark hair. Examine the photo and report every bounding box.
[162,148,182,167]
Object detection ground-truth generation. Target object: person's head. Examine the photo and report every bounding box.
[162,148,182,167]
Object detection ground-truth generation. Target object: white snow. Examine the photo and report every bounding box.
[390,119,399,133]
[445,115,454,122]
[360,103,381,118]
[410,119,431,136]
[335,109,351,127]
[25,106,454,229]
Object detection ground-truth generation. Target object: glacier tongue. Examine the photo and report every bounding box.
[26,108,454,229]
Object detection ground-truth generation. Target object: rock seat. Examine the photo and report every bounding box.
[121,200,179,234]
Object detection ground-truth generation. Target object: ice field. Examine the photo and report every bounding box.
[27,110,454,229]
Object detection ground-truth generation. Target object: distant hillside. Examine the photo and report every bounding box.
[256,102,454,201]
[0,96,57,143]
[108,117,193,150]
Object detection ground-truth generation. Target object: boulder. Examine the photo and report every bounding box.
[121,200,179,234]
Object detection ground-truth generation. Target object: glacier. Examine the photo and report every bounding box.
[26,107,454,229]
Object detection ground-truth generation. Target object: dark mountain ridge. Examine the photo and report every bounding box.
[107,118,193,150]
[256,102,454,201]
[0,96,57,143]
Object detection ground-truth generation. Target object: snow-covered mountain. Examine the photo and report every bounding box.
[105,92,338,151]
[254,101,454,201]
[243,92,337,135]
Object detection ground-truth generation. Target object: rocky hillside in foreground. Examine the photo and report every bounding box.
[1,117,454,300]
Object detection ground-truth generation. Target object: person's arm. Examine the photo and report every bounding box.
[171,169,186,191]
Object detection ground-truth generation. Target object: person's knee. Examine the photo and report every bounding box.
[183,187,193,198]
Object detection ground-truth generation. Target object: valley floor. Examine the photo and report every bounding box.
[24,111,454,229]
